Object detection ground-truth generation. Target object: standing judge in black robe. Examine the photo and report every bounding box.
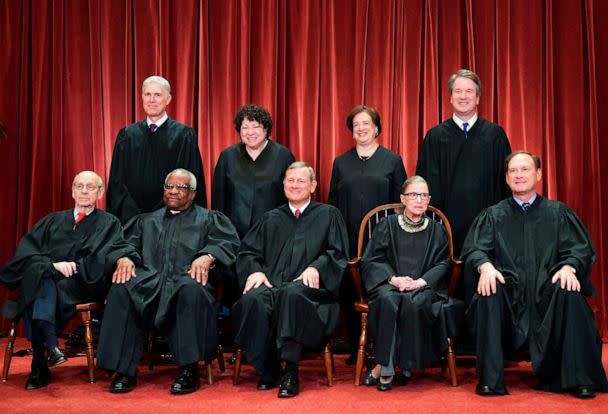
[329,105,407,362]
[107,75,206,224]
[96,169,239,395]
[361,176,453,391]
[233,162,349,398]
[461,151,608,398]
[0,171,122,390]
[212,104,295,239]
[416,69,511,256]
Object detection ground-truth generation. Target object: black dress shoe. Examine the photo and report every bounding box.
[364,370,379,386]
[25,366,51,390]
[170,364,200,395]
[277,373,299,398]
[257,379,277,390]
[475,383,500,396]
[401,369,412,385]
[377,377,393,392]
[573,385,596,399]
[47,347,68,367]
[110,374,137,393]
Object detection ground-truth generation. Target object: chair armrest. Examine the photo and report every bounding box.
[348,257,365,302]
[448,258,463,297]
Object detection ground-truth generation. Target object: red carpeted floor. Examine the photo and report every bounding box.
[0,338,606,414]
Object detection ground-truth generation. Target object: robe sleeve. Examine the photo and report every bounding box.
[308,208,349,296]
[361,218,396,293]
[549,204,596,296]
[211,151,227,212]
[106,129,141,223]
[105,214,143,273]
[179,127,207,208]
[415,131,444,210]
[420,224,451,292]
[236,216,269,289]
[196,210,240,267]
[327,159,341,207]
[495,129,512,200]
[391,156,407,202]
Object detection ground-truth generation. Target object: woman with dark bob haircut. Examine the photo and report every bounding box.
[328,105,407,363]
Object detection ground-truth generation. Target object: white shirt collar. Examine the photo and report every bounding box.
[73,208,94,219]
[289,199,311,216]
[147,113,169,129]
[513,193,537,207]
[452,113,478,130]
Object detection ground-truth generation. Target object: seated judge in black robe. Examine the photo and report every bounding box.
[329,105,407,361]
[462,151,608,398]
[96,169,239,395]
[416,69,511,256]
[0,171,122,390]
[233,162,349,398]
[361,176,452,391]
[107,75,206,224]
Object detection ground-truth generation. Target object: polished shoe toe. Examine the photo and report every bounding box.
[47,347,68,367]
[25,367,51,390]
[278,373,299,398]
[170,364,200,395]
[110,374,137,394]
[377,377,393,392]
[364,370,379,386]
[475,383,500,396]
[573,385,596,399]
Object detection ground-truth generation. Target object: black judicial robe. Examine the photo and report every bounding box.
[362,216,461,368]
[0,209,122,328]
[107,118,206,224]
[105,205,240,330]
[416,117,511,255]
[329,146,406,257]
[212,141,295,238]
[462,196,608,392]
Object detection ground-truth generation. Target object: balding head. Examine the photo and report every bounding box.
[72,171,105,210]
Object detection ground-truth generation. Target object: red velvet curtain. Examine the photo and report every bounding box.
[1,0,607,339]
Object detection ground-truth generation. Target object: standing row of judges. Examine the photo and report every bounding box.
[1,69,606,399]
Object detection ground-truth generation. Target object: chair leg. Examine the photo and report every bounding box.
[1,320,17,382]
[233,348,242,385]
[147,331,155,370]
[206,362,213,385]
[80,310,96,383]
[323,344,333,386]
[217,344,225,372]
[447,337,458,386]
[354,312,368,386]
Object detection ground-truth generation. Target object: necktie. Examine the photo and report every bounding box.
[74,212,87,229]
[462,122,469,139]
[522,202,531,212]
[149,123,158,132]
[295,209,301,218]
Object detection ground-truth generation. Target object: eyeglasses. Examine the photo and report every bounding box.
[73,184,101,191]
[403,192,431,201]
[163,184,192,192]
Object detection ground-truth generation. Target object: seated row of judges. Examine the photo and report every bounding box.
[1,153,607,399]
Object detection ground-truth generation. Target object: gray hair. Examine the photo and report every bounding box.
[73,170,104,188]
[448,69,481,96]
[401,175,428,194]
[165,168,197,190]
[286,161,316,182]
[142,75,171,94]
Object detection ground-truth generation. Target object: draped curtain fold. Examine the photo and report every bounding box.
[1,0,606,339]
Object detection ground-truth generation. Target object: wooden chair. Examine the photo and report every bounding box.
[232,343,335,386]
[2,302,103,383]
[347,204,463,386]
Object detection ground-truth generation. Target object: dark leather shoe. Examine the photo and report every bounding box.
[364,370,379,386]
[170,364,200,395]
[377,377,393,391]
[401,369,412,385]
[110,374,137,393]
[47,347,68,367]
[475,383,500,396]
[573,385,596,399]
[257,379,277,390]
[25,366,51,390]
[277,373,299,398]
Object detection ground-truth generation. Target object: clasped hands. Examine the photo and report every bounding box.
[476,262,579,296]
[389,275,427,291]
[243,267,320,294]
[111,255,215,285]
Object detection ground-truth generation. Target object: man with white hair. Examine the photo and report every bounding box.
[107,75,206,224]
[0,171,122,390]
[97,169,239,395]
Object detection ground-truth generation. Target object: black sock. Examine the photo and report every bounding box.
[284,361,298,377]
[31,341,46,370]
[37,320,58,350]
